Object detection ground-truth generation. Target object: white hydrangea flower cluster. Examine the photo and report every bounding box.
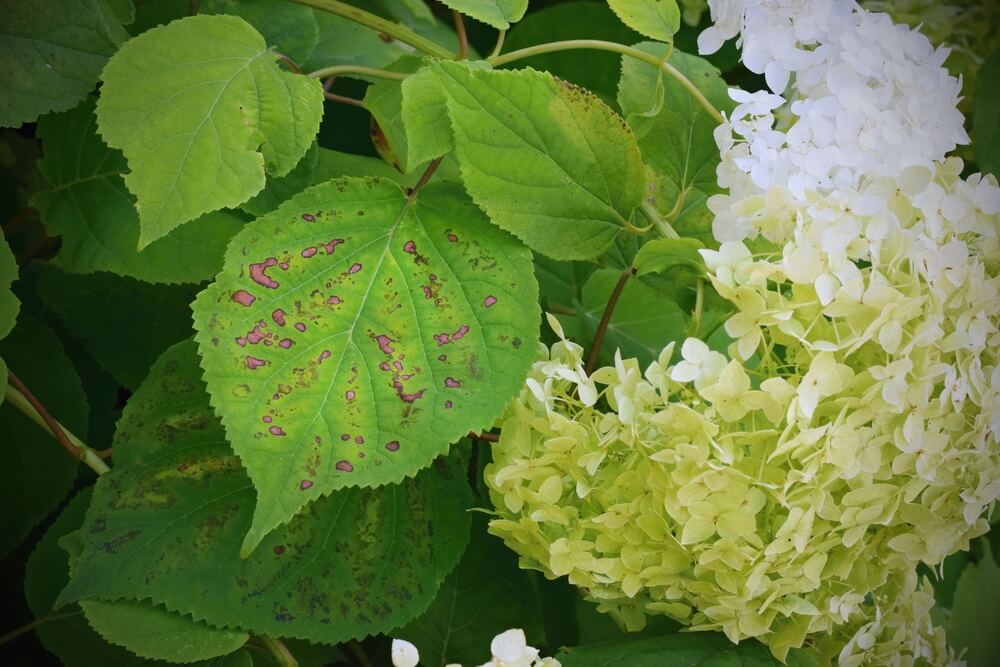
[390,629,560,667]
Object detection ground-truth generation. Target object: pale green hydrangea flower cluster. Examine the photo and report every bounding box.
[390,629,560,667]
[484,156,1000,662]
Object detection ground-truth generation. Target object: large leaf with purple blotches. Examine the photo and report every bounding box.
[57,340,473,644]
[192,177,538,555]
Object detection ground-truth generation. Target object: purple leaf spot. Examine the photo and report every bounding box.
[232,290,256,307]
[445,400,453,409]
[302,213,315,222]
[403,240,416,253]
[434,333,451,346]
[250,257,280,289]
[321,239,344,254]
[484,295,498,308]
[341,433,350,441]
[236,337,247,347]
[447,232,459,242]
[393,360,403,371]
[379,362,390,371]
[295,322,307,332]
[327,295,342,305]
[263,416,272,423]
[272,309,286,326]
[345,390,356,401]
[347,262,362,274]
[358,452,365,459]
[279,338,293,349]
[269,426,286,436]
[279,262,289,270]
[386,440,400,452]
[354,435,364,445]
[444,377,462,388]
[375,335,395,355]
[246,356,267,370]
[438,354,447,362]
[336,460,354,472]
[301,246,318,258]
[300,479,313,490]
[512,337,522,348]
[273,545,286,555]
[319,350,331,362]
[453,325,469,340]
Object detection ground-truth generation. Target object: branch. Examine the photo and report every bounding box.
[488,40,725,124]
[5,371,110,475]
[291,0,454,59]
[585,268,632,374]
[307,65,407,81]
[257,635,298,667]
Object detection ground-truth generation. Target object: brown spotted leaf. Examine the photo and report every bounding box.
[192,177,538,555]
[56,341,473,644]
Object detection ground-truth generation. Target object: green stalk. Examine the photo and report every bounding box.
[289,0,454,59]
[488,40,725,124]
[307,64,407,81]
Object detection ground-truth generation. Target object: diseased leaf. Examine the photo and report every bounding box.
[502,2,643,105]
[396,518,546,666]
[0,314,84,559]
[947,542,1000,667]
[974,51,1000,178]
[431,62,646,260]
[577,268,688,368]
[82,600,249,664]
[32,98,245,284]
[618,44,734,245]
[558,631,815,666]
[192,177,537,554]
[96,14,324,247]
[0,0,127,128]
[0,233,19,341]
[437,0,528,29]
[608,0,681,43]
[36,267,199,389]
[633,237,705,276]
[201,0,319,64]
[58,340,474,644]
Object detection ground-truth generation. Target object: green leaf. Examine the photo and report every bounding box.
[577,268,688,368]
[0,233,19,341]
[26,489,255,667]
[58,340,474,643]
[947,542,1000,667]
[96,14,324,247]
[431,61,646,260]
[201,0,319,64]
[438,0,528,29]
[82,600,249,664]
[304,12,410,73]
[396,518,546,666]
[502,2,643,105]
[558,632,815,666]
[633,237,705,276]
[608,0,681,43]
[367,56,439,174]
[36,267,199,389]
[0,314,83,559]
[0,0,127,128]
[192,177,537,554]
[618,44,734,245]
[32,98,246,284]
[974,51,1000,178]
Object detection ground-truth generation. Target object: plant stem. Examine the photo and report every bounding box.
[290,0,454,59]
[467,430,500,443]
[488,40,725,124]
[308,65,407,81]
[585,268,632,374]
[453,11,468,60]
[0,611,82,647]
[489,29,507,59]
[546,302,577,316]
[347,639,374,667]
[5,372,110,475]
[272,50,301,74]
[641,200,680,239]
[324,91,366,107]
[692,278,705,337]
[407,156,445,199]
[258,635,298,667]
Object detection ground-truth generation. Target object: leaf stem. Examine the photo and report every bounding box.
[585,268,632,374]
[467,430,500,443]
[641,200,680,239]
[692,278,705,337]
[323,90,366,107]
[257,635,298,667]
[307,65,407,81]
[346,639,374,667]
[453,11,469,60]
[5,371,110,475]
[0,611,83,647]
[272,50,301,74]
[489,30,507,59]
[407,156,445,200]
[488,40,725,124]
[290,0,454,59]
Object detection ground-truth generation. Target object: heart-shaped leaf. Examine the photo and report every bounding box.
[193,177,538,554]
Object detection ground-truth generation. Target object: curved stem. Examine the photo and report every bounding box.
[488,40,725,124]
[0,611,82,647]
[290,0,454,59]
[258,635,298,667]
[407,156,445,200]
[692,278,705,337]
[5,372,110,475]
[489,29,507,59]
[641,200,679,239]
[586,268,632,374]
[324,90,366,107]
[308,65,407,81]
[346,639,374,667]
[453,11,468,60]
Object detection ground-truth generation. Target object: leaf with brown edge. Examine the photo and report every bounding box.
[56,340,474,645]
[192,177,538,555]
